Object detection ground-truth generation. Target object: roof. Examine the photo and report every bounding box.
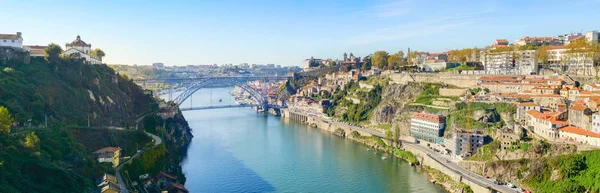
[570,105,588,111]
[25,45,46,49]
[0,34,20,40]
[412,112,445,123]
[428,53,442,57]
[518,102,538,107]
[157,171,177,180]
[569,36,584,41]
[103,173,117,183]
[66,35,91,47]
[559,125,600,138]
[94,147,121,153]
[495,39,508,43]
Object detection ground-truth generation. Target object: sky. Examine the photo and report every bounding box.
[1,0,599,66]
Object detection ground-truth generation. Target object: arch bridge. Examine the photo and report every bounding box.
[133,76,289,111]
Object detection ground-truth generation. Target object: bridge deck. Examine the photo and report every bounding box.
[179,104,256,111]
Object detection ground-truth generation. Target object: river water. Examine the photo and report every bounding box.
[178,87,446,193]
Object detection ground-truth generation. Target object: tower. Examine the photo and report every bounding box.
[343,53,348,61]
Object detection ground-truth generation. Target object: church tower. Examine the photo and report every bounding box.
[343,53,348,61]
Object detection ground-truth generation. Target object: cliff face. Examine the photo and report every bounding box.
[371,83,422,124]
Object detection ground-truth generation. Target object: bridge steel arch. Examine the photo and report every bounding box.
[172,77,270,109]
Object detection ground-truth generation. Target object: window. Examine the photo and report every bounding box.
[2,40,5,42]
[11,40,14,43]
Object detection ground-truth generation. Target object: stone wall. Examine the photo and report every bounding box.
[389,73,479,88]
[439,88,468,96]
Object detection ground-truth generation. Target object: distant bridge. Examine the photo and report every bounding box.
[179,104,257,111]
[133,76,290,111]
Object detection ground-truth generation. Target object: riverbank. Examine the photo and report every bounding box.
[279,108,470,193]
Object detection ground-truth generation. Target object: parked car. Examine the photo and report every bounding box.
[506,183,515,188]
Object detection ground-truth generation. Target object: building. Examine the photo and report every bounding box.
[410,113,446,144]
[156,171,178,189]
[93,147,121,168]
[516,102,541,123]
[63,35,102,64]
[23,45,46,57]
[592,113,600,134]
[98,173,120,193]
[568,105,592,129]
[303,57,324,69]
[514,37,558,46]
[153,62,165,69]
[558,125,600,146]
[446,130,486,158]
[526,109,567,140]
[0,32,23,48]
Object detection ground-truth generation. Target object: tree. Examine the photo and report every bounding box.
[329,60,337,67]
[361,55,372,70]
[385,130,393,145]
[44,43,63,64]
[372,51,389,69]
[537,45,550,74]
[387,51,404,70]
[406,51,419,65]
[393,125,401,148]
[0,106,13,134]
[91,48,106,60]
[24,132,40,149]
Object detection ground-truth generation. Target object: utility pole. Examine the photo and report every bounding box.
[87,114,90,127]
[44,114,47,128]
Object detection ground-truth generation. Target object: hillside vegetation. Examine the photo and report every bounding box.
[0,56,159,192]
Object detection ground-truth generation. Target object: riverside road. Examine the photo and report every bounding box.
[308,113,518,193]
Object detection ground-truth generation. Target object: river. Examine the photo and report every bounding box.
[178,87,446,193]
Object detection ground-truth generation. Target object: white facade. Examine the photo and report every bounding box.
[64,35,102,64]
[480,50,538,75]
[593,114,600,134]
[0,32,23,48]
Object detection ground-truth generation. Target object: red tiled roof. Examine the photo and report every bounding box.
[0,34,20,40]
[569,36,584,41]
[570,105,587,111]
[559,125,600,138]
[412,112,445,123]
[496,39,508,43]
[93,147,121,153]
[429,53,442,57]
[157,172,177,180]
[518,102,538,107]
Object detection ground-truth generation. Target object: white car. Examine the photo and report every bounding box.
[506,183,515,188]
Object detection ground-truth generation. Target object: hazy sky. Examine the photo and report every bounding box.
[1,0,598,66]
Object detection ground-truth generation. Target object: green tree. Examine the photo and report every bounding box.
[91,48,106,59]
[44,43,63,64]
[393,125,401,148]
[361,55,372,70]
[372,51,389,69]
[385,130,393,144]
[24,132,40,149]
[0,106,13,134]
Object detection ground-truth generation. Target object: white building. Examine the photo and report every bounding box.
[63,35,102,64]
[0,32,23,48]
[480,50,538,75]
[410,113,446,144]
[593,113,600,134]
